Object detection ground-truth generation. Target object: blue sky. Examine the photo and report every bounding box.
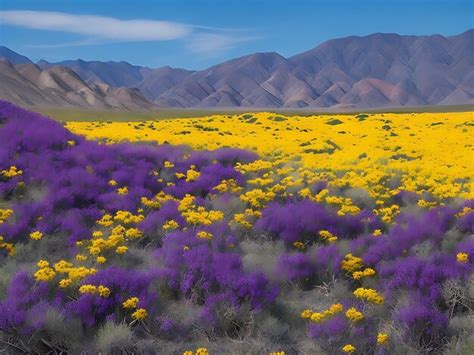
[0,0,472,70]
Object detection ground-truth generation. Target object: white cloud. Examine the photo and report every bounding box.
[0,10,191,41]
[0,10,259,56]
[187,33,262,56]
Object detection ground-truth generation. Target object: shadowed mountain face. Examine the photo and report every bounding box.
[1,30,473,109]
[0,60,155,111]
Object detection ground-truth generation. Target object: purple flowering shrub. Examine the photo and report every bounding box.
[0,101,473,353]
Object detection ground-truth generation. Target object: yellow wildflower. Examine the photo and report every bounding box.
[377,332,389,345]
[123,297,139,309]
[456,252,468,263]
[29,231,43,241]
[342,344,356,353]
[131,308,148,320]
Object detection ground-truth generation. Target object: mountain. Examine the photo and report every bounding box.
[1,29,473,109]
[155,29,473,108]
[0,46,33,65]
[38,59,149,87]
[0,60,155,110]
[37,59,194,101]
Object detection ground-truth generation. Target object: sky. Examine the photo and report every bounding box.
[0,0,472,70]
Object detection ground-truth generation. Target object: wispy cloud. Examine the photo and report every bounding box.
[0,10,191,41]
[0,10,258,56]
[186,33,261,57]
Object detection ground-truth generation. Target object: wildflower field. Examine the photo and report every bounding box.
[0,100,473,353]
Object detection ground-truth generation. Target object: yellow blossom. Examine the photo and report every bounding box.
[197,230,213,240]
[345,307,364,322]
[456,252,469,263]
[131,308,148,320]
[342,344,356,353]
[29,231,43,241]
[79,284,97,294]
[122,297,139,309]
[116,246,128,254]
[117,186,129,195]
[59,278,72,288]
[377,332,390,345]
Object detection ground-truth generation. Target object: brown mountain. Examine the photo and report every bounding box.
[0,59,155,110]
[1,30,473,109]
[153,30,474,108]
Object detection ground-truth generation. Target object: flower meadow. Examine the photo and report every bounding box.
[0,100,473,354]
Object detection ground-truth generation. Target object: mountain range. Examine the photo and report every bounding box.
[1,29,473,110]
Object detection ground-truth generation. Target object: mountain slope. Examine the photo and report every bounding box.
[38,59,194,101]
[0,59,155,111]
[152,29,474,108]
[1,29,473,109]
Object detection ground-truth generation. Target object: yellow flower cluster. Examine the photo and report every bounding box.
[377,332,390,345]
[78,284,110,297]
[374,205,400,223]
[68,266,97,281]
[197,230,213,240]
[183,347,209,355]
[353,288,384,304]
[1,166,23,178]
[233,208,261,228]
[54,260,73,273]
[352,268,376,280]
[178,194,195,211]
[114,210,144,224]
[417,199,437,209]
[141,196,162,209]
[240,188,276,208]
[0,236,15,256]
[235,159,273,173]
[79,209,147,261]
[341,253,364,272]
[345,307,364,322]
[97,214,114,227]
[342,344,356,353]
[29,230,43,241]
[164,160,175,168]
[116,246,128,254]
[213,178,242,193]
[176,194,224,226]
[318,230,338,243]
[293,241,305,249]
[248,177,274,186]
[131,308,148,320]
[117,186,129,195]
[185,165,201,182]
[182,207,224,226]
[457,207,473,218]
[67,111,474,204]
[59,278,72,288]
[163,219,179,230]
[34,260,56,282]
[122,297,140,309]
[300,303,344,323]
[0,208,13,224]
[372,229,382,237]
[456,252,469,263]
[125,227,143,239]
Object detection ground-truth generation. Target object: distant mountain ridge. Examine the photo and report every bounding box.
[0,59,154,111]
[1,29,473,110]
